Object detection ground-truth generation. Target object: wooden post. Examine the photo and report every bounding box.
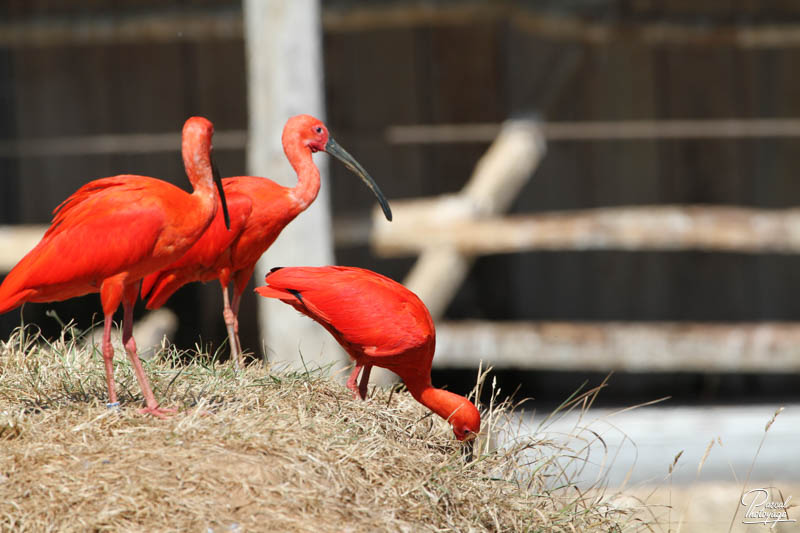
[243,0,346,372]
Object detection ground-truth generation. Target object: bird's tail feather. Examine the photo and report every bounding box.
[254,285,294,301]
[0,286,35,314]
[141,272,181,310]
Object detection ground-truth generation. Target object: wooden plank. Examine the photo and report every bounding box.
[3,118,799,159]
[434,321,800,372]
[0,8,243,47]
[512,10,800,48]
[386,119,800,144]
[0,130,247,158]
[5,5,800,48]
[373,205,800,256]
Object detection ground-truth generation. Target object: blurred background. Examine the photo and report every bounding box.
[0,0,798,499]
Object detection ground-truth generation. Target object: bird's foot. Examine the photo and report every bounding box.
[348,386,367,401]
[106,401,121,410]
[138,406,177,419]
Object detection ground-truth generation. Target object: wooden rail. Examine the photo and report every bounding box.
[434,321,800,372]
[2,118,799,159]
[386,119,800,145]
[0,131,247,158]
[4,5,800,49]
[373,205,800,257]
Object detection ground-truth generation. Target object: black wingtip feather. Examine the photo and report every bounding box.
[287,289,304,305]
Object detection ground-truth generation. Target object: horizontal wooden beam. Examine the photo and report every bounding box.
[0,8,244,47]
[434,321,800,372]
[3,5,800,48]
[512,10,800,48]
[386,119,800,144]
[3,117,799,159]
[373,205,800,257]
[327,6,800,49]
[0,130,247,158]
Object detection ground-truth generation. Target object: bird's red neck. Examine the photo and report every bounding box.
[181,124,217,203]
[283,138,321,211]
[406,380,477,431]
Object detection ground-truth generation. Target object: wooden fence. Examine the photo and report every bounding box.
[372,119,800,373]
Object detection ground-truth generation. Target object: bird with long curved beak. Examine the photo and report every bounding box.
[255,265,481,443]
[0,116,230,418]
[141,114,392,367]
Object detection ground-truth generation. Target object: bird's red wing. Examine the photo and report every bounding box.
[261,267,433,358]
[46,177,130,238]
[2,184,167,298]
[141,188,252,306]
[223,176,297,269]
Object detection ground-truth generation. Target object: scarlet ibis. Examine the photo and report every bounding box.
[254,266,481,441]
[141,114,392,368]
[0,117,230,418]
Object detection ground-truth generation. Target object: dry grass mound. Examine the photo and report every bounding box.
[0,324,648,532]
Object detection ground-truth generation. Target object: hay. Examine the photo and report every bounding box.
[0,324,647,532]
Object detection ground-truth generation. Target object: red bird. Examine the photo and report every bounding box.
[141,114,392,368]
[255,266,481,441]
[0,117,230,418]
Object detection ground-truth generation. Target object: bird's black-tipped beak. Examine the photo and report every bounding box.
[461,436,475,463]
[212,159,231,230]
[324,137,392,221]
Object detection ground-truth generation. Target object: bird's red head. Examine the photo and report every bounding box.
[283,114,393,221]
[284,114,329,153]
[417,386,482,442]
[450,400,481,441]
[181,116,231,229]
[182,116,215,158]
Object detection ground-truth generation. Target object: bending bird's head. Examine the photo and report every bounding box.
[449,400,481,442]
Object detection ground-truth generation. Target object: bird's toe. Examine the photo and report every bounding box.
[138,406,178,419]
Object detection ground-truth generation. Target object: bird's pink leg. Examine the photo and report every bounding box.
[100,312,118,407]
[99,278,125,408]
[230,267,253,366]
[358,364,373,400]
[221,283,243,369]
[231,287,243,354]
[346,363,363,399]
[121,283,175,419]
[347,363,371,400]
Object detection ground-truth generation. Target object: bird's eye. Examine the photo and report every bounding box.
[314,126,323,134]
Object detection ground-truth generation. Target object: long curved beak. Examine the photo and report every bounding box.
[462,437,474,463]
[212,159,231,230]
[325,137,392,221]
